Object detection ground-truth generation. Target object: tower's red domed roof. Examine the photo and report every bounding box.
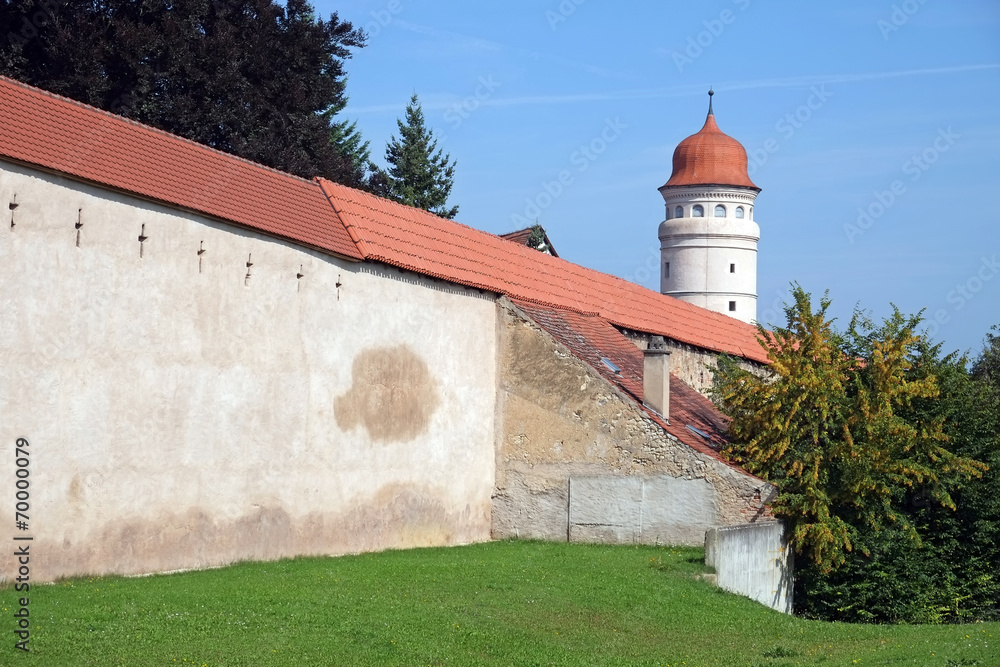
[662,93,758,191]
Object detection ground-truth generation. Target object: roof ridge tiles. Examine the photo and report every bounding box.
[315,177,372,257]
[0,75,317,186]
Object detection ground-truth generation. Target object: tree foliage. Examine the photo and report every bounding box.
[972,324,1000,391]
[323,90,372,182]
[714,285,986,574]
[796,337,1000,623]
[1,0,370,186]
[526,224,554,254]
[383,94,459,219]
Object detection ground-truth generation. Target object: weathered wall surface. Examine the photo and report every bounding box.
[0,162,497,581]
[492,302,772,545]
[568,476,716,544]
[705,522,793,613]
[621,330,767,396]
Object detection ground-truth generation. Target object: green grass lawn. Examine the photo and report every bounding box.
[3,541,996,666]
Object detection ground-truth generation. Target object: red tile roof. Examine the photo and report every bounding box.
[512,299,644,398]
[511,299,736,467]
[0,76,768,365]
[0,76,362,260]
[662,111,758,191]
[319,178,769,364]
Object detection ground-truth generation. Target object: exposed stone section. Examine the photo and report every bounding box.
[493,302,774,545]
[621,328,766,396]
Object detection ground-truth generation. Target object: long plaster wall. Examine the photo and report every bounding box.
[0,161,498,581]
[492,302,773,545]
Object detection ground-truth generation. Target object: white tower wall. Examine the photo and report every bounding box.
[658,185,760,324]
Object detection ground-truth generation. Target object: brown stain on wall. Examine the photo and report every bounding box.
[7,484,487,582]
[334,345,440,443]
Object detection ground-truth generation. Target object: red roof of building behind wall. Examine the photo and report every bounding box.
[319,179,770,364]
[0,76,362,260]
[511,299,734,465]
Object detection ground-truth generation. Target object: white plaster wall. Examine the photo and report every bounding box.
[0,161,497,581]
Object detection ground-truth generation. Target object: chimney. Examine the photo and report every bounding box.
[643,336,671,420]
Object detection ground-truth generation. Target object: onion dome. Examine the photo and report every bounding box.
[662,90,759,191]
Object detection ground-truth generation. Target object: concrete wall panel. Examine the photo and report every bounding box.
[705,522,793,613]
[568,476,717,545]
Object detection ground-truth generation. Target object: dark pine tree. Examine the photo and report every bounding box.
[323,88,373,183]
[383,93,459,219]
[0,0,369,187]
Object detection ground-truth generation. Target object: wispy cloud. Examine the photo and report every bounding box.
[345,63,1000,115]
[389,21,632,81]
[714,63,1000,92]
[393,21,503,54]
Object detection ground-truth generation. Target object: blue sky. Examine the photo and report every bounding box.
[318,0,1000,357]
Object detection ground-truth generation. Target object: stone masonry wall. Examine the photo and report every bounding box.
[492,302,774,545]
[621,329,767,396]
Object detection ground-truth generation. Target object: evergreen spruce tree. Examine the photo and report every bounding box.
[324,91,372,185]
[383,94,459,219]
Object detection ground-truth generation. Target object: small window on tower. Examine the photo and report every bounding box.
[730,263,736,273]
[735,206,745,219]
[674,206,683,218]
[729,301,737,312]
[665,262,670,278]
[715,205,726,217]
[692,205,704,217]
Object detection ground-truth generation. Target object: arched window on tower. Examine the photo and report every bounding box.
[735,206,745,219]
[674,206,683,218]
[692,205,704,217]
[714,205,726,217]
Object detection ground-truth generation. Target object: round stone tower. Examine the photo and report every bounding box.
[658,90,761,323]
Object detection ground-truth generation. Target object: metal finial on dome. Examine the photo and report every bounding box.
[707,88,714,117]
